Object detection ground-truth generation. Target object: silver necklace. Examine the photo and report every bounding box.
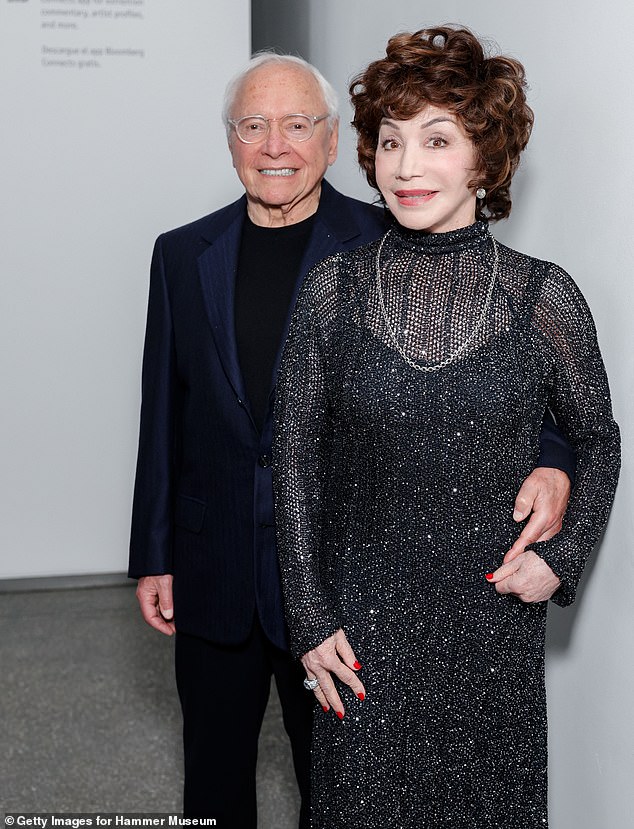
[374,228,499,373]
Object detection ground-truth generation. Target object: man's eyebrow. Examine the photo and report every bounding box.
[380,116,457,130]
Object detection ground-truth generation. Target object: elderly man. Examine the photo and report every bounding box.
[129,54,573,827]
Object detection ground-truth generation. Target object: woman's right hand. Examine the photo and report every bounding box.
[301,628,366,719]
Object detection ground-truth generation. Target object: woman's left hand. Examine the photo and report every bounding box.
[486,550,561,603]
[301,628,366,719]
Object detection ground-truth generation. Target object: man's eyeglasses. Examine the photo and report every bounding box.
[228,114,330,144]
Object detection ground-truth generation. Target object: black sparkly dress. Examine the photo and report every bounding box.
[272,221,620,829]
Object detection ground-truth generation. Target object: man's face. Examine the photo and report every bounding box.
[228,63,338,225]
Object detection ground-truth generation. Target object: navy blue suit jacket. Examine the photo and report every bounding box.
[129,181,388,649]
[129,180,574,651]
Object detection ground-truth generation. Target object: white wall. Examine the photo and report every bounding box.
[0,0,250,579]
[301,2,633,827]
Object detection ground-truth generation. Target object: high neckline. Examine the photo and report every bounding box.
[388,219,491,255]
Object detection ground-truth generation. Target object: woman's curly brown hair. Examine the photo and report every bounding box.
[349,26,534,221]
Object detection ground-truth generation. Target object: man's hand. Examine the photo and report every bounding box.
[505,467,571,563]
[136,574,175,635]
[486,550,561,603]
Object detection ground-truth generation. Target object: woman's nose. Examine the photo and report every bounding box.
[396,145,424,180]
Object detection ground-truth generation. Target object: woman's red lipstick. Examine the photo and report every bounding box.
[393,189,438,205]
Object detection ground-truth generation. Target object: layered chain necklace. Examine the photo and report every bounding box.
[374,228,499,373]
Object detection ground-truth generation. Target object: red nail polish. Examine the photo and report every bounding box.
[485,573,494,580]
[322,706,329,713]
[336,711,344,720]
[353,661,362,670]
[357,693,365,701]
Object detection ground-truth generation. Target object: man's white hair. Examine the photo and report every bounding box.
[222,52,339,136]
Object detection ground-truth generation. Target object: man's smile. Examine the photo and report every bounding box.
[259,168,297,176]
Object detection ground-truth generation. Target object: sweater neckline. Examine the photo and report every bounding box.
[389,219,491,255]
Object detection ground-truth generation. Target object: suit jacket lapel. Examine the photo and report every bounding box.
[197,198,249,405]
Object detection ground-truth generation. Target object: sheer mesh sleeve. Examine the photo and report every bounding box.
[273,256,343,657]
[529,264,620,605]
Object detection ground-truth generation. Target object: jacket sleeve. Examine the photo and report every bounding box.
[536,408,576,483]
[128,235,177,578]
[272,258,342,658]
[529,264,620,605]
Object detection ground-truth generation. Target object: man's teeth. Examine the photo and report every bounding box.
[260,168,295,176]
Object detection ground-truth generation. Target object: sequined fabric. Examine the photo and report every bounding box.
[272,220,620,828]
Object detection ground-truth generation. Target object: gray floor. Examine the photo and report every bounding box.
[0,584,299,826]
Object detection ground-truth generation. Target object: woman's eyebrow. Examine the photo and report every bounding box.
[420,116,456,128]
[380,116,457,130]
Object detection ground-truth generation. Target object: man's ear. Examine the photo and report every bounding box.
[228,136,237,169]
[327,119,339,166]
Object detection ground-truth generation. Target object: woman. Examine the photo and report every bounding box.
[273,27,620,828]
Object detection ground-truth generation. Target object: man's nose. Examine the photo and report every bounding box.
[261,122,291,155]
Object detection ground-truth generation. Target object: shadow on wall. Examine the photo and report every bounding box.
[251,0,310,58]
[545,529,604,654]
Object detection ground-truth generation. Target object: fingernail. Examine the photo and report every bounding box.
[485,573,494,580]
[513,510,523,520]
[353,661,362,670]
[357,693,365,701]
[336,711,344,720]
[322,706,329,713]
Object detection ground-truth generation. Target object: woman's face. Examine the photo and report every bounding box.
[375,105,478,233]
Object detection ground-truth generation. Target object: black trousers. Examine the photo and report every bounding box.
[175,617,312,828]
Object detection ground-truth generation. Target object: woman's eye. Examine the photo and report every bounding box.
[427,136,448,148]
[381,138,400,150]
